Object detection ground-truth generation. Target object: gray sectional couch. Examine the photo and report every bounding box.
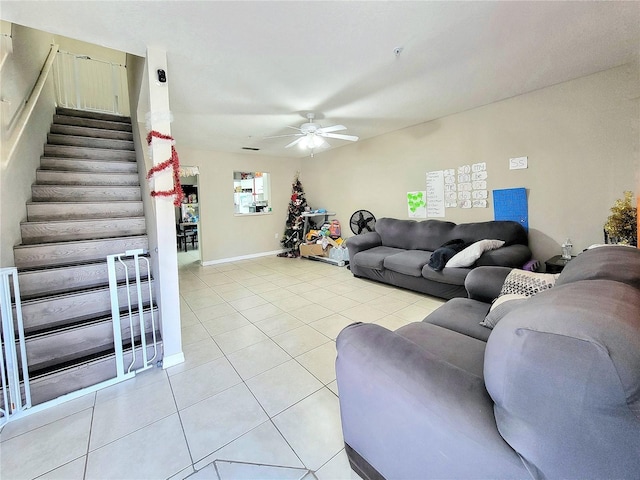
[336,245,640,480]
[347,218,532,299]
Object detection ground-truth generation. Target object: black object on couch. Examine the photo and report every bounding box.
[336,246,640,480]
[347,217,532,299]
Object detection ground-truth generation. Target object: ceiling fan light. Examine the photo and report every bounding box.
[299,136,312,149]
[299,134,325,149]
[311,135,325,148]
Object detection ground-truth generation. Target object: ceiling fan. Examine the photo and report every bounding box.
[268,113,359,151]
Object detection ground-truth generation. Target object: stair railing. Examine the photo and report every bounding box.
[53,51,126,115]
[107,249,159,377]
[2,44,59,163]
[0,267,31,427]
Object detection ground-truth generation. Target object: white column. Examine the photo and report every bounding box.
[146,47,184,369]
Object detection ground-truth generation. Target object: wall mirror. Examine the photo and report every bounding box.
[233,171,271,215]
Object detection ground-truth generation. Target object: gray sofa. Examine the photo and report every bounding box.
[336,246,640,479]
[347,218,531,299]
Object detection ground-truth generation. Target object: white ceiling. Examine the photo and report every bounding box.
[2,1,639,158]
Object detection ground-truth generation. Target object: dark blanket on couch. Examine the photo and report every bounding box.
[428,239,469,271]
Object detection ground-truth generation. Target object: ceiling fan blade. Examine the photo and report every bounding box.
[321,133,359,142]
[264,133,303,139]
[287,126,303,131]
[317,125,346,134]
[285,137,305,148]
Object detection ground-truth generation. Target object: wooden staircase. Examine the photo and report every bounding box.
[12,107,162,405]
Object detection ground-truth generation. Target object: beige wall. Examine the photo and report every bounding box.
[0,24,57,266]
[302,64,639,262]
[178,147,302,263]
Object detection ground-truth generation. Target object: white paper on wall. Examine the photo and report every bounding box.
[472,190,488,199]
[445,191,458,208]
[426,171,446,217]
[472,200,487,208]
[472,162,486,172]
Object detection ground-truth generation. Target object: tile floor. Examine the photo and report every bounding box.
[0,250,445,480]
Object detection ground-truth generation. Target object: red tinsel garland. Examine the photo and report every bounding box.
[146,130,184,206]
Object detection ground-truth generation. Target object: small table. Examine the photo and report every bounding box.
[545,255,575,274]
[177,222,198,252]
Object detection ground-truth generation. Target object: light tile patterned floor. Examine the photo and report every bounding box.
[0,250,445,479]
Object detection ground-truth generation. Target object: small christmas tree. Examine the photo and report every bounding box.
[278,172,313,257]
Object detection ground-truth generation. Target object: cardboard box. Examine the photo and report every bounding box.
[300,243,331,258]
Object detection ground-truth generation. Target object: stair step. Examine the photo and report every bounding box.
[50,124,133,141]
[24,308,157,374]
[19,281,153,334]
[27,201,144,221]
[44,144,136,161]
[32,185,141,202]
[27,338,161,406]
[47,133,134,151]
[18,258,149,299]
[14,235,149,269]
[40,157,138,173]
[35,170,139,186]
[20,217,146,244]
[53,114,132,132]
[56,107,131,124]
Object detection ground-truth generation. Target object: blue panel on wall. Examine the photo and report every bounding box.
[493,187,528,231]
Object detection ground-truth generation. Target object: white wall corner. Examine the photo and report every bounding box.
[162,351,185,370]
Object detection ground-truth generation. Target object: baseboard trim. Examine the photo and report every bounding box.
[162,351,185,369]
[201,249,286,266]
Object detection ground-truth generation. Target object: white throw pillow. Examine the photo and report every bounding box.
[498,269,559,297]
[445,239,505,268]
[480,270,560,329]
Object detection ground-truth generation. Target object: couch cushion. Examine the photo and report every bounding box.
[374,218,528,252]
[395,322,487,378]
[449,220,528,246]
[422,265,469,286]
[352,246,405,270]
[556,245,640,288]
[423,297,493,342]
[383,250,433,277]
[376,217,456,251]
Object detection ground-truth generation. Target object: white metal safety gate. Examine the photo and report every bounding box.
[53,50,128,115]
[107,249,159,376]
[0,267,31,427]
[0,251,158,426]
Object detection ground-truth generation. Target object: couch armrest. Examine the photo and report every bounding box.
[346,231,381,258]
[336,322,527,479]
[465,266,512,303]
[485,280,640,479]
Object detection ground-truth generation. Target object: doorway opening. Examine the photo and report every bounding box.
[176,168,201,266]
